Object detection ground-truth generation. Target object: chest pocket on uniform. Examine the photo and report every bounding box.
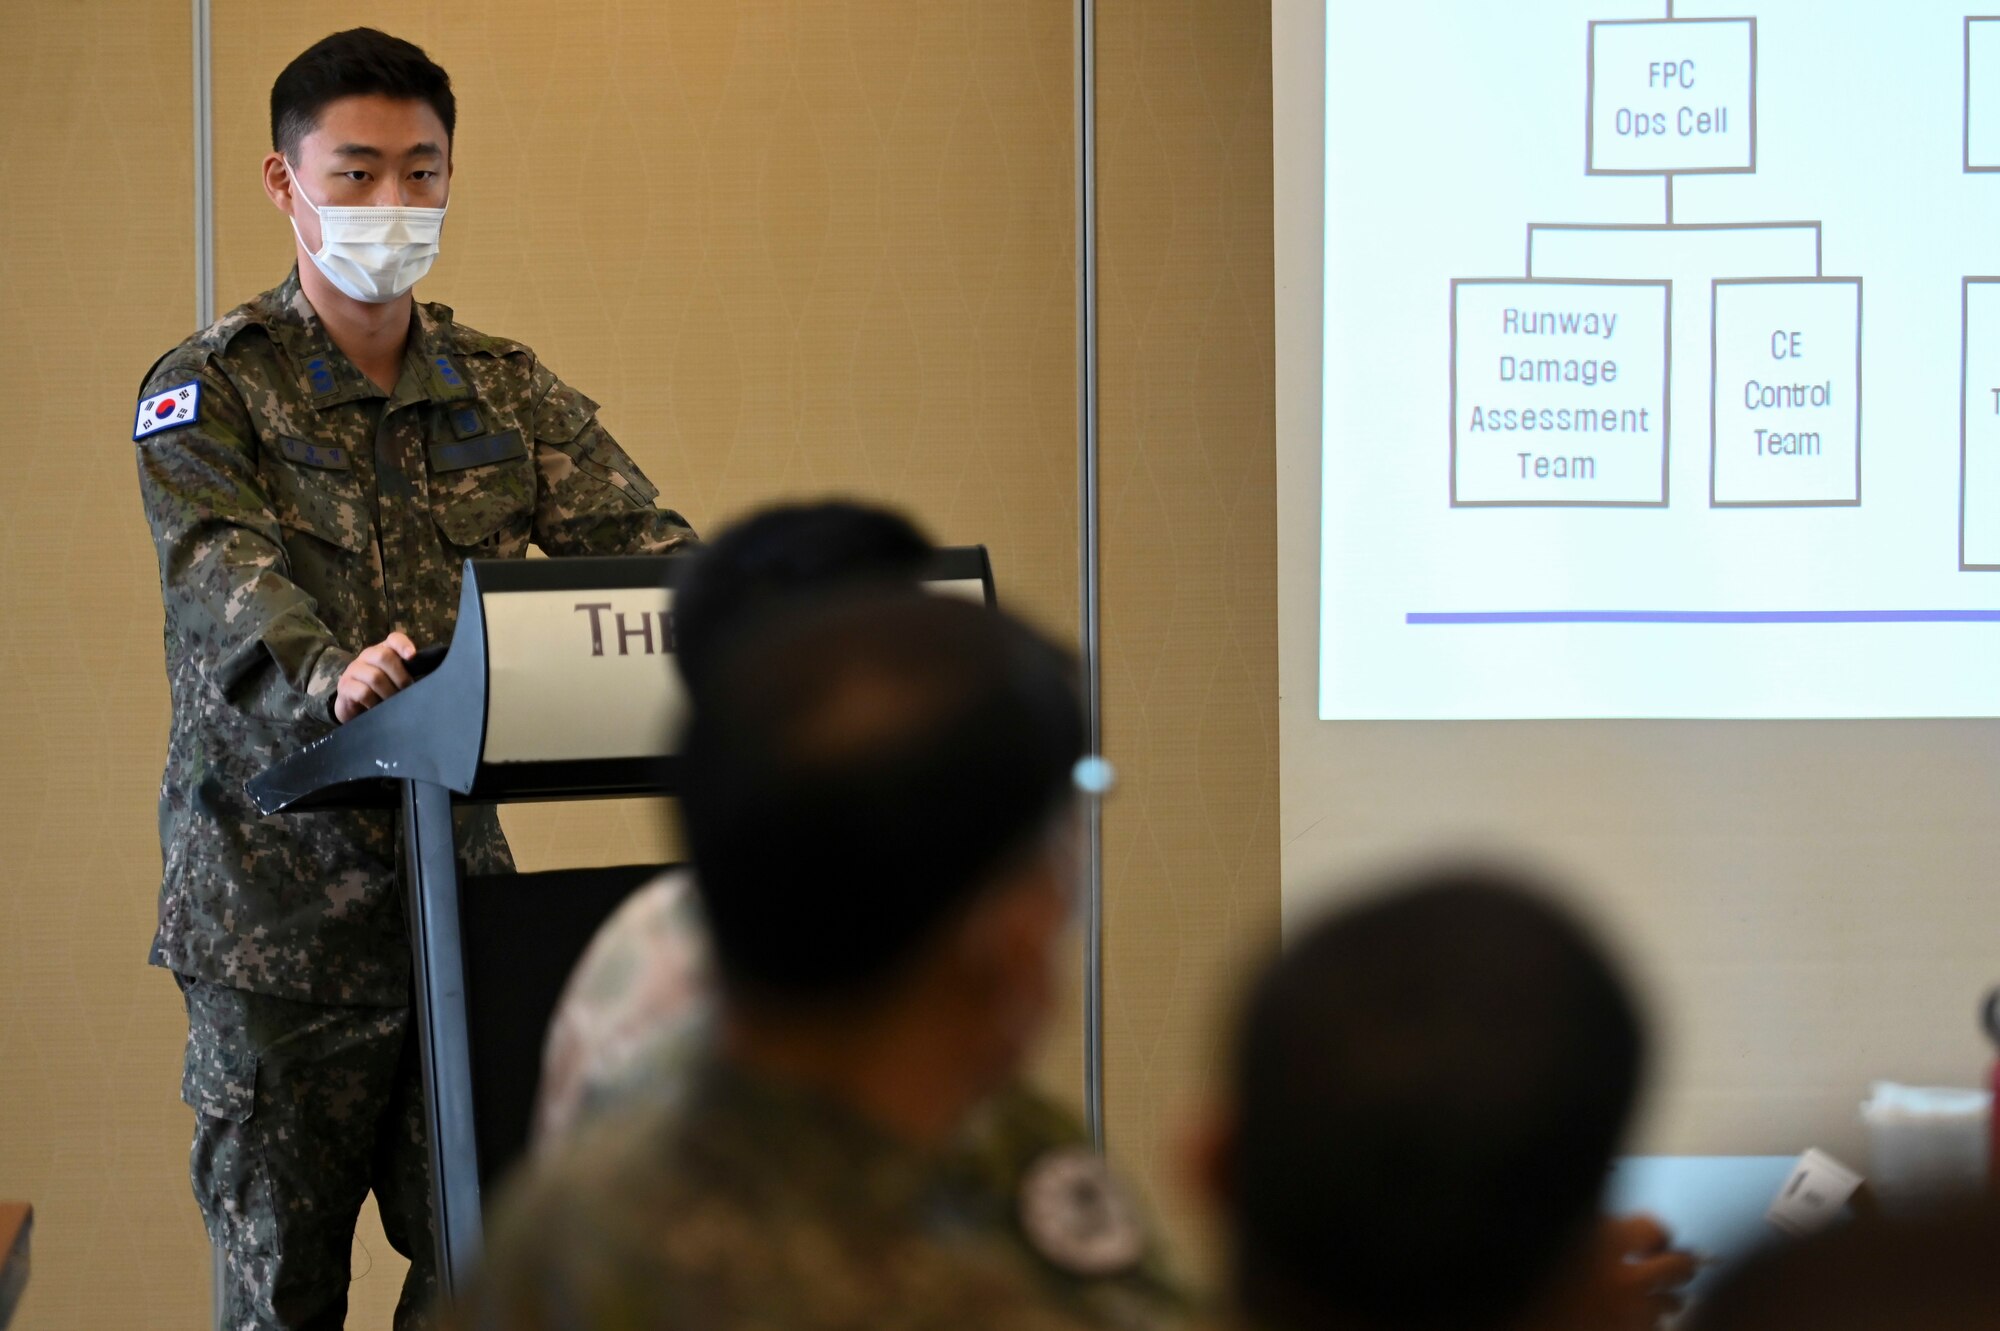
[427,427,534,549]
[264,437,371,554]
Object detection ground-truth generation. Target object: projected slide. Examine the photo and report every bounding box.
[1321,3,2000,718]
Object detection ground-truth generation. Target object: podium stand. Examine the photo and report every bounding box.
[248,548,995,1293]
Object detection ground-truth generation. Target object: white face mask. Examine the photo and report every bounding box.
[286,159,447,304]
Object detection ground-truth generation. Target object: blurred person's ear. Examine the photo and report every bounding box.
[938,851,1073,1083]
[1183,1100,1237,1218]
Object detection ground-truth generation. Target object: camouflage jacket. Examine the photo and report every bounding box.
[535,869,714,1143]
[135,269,695,1004]
[456,1057,1185,1331]
[533,870,1190,1330]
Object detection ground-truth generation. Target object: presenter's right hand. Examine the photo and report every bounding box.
[1551,1213,1697,1331]
[334,632,418,724]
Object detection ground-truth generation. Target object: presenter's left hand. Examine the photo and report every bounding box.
[334,632,418,723]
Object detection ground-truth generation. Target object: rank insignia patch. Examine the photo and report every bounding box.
[1017,1147,1146,1278]
[135,382,202,441]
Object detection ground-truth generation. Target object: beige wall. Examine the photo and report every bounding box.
[3,2,1281,1323]
[1096,0,1282,1270]
[0,4,210,1329]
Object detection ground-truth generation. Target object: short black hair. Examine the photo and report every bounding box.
[1232,866,1645,1331]
[672,501,933,700]
[271,29,456,159]
[680,593,1084,1001]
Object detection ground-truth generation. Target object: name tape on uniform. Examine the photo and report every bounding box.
[135,382,202,441]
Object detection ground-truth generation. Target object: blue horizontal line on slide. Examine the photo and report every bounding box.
[1406,610,2000,625]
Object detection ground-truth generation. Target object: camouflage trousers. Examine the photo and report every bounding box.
[179,977,436,1330]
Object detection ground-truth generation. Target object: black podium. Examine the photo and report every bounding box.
[247,548,996,1293]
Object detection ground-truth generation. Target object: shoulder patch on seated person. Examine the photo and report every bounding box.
[134,381,201,441]
[1017,1146,1146,1278]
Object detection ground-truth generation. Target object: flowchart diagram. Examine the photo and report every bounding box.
[1322,1,2000,719]
[1450,11,1864,511]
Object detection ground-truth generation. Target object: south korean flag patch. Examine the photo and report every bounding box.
[134,381,201,441]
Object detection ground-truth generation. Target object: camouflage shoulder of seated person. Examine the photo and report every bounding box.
[455,1066,1115,1331]
[536,869,715,1145]
[948,1084,1195,1328]
[531,881,1190,1328]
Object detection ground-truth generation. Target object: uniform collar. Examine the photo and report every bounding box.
[257,266,475,410]
[682,1055,945,1215]
[404,296,478,405]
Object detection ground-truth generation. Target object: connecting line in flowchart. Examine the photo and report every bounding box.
[1449,8,1862,512]
[1661,0,1689,232]
[1956,17,2000,569]
[1522,221,1824,281]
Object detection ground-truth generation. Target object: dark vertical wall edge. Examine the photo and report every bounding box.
[192,0,213,329]
[1075,0,1106,1151]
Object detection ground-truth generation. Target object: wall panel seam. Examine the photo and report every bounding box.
[1076,0,1106,1152]
[192,0,214,329]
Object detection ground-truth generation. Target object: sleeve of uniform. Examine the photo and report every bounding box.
[133,355,354,725]
[526,360,697,557]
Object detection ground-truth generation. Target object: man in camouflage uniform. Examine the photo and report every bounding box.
[454,595,1162,1331]
[532,502,1187,1330]
[134,29,693,1330]
[539,869,1185,1331]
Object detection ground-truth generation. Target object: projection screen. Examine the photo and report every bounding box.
[1276,0,1999,1164]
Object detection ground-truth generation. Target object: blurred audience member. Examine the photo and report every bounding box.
[1192,866,1694,1331]
[458,595,1177,1331]
[530,501,1188,1326]
[534,500,931,1143]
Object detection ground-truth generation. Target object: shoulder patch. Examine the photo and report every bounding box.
[134,382,201,441]
[304,356,338,398]
[1017,1146,1146,1279]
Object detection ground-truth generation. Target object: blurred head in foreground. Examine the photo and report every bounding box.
[672,499,933,698]
[535,500,939,1144]
[1691,1202,2000,1331]
[680,591,1084,1139]
[1202,865,1649,1331]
